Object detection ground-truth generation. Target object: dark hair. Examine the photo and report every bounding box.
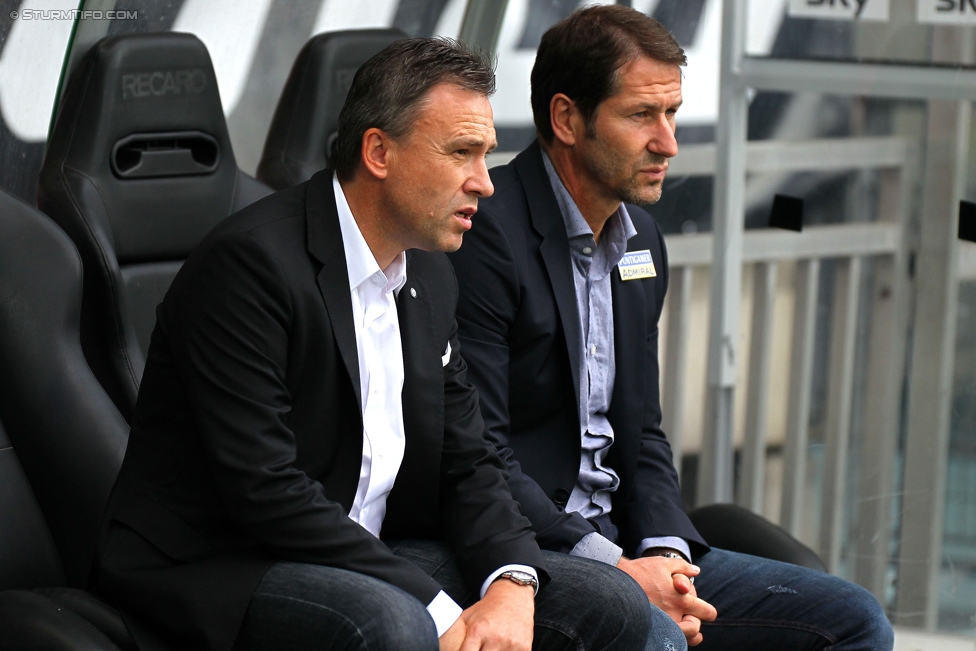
[330,37,496,181]
[531,5,686,145]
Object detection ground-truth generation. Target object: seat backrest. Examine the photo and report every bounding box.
[0,419,64,590]
[0,189,130,589]
[256,28,406,190]
[38,32,272,420]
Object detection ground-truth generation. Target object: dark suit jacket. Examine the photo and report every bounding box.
[448,142,708,559]
[92,170,545,651]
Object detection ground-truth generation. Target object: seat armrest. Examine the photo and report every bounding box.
[688,503,827,572]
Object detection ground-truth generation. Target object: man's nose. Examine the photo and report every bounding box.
[650,118,678,159]
[466,158,494,198]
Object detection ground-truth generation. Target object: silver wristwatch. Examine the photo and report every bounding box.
[496,570,539,590]
[654,551,684,560]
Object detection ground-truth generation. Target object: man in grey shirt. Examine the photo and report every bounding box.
[449,5,894,649]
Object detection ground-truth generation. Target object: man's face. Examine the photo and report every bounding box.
[575,57,682,206]
[382,83,496,253]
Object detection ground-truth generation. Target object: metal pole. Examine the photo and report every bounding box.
[894,26,972,629]
[457,0,510,53]
[698,0,746,506]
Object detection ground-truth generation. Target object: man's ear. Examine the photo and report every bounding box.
[360,127,390,180]
[550,93,579,147]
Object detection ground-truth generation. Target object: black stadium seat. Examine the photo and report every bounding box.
[0,189,134,650]
[257,28,405,189]
[38,32,273,421]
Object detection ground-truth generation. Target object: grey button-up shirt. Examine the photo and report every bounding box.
[542,151,690,564]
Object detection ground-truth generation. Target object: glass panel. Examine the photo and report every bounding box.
[948,278,976,633]
[730,0,976,638]
[0,0,77,201]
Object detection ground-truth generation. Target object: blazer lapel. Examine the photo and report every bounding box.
[515,143,582,413]
[386,257,441,527]
[305,170,362,409]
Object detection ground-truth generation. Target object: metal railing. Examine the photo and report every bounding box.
[702,1,975,630]
[661,136,913,582]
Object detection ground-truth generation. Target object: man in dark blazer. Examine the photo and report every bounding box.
[92,37,656,651]
[449,6,894,651]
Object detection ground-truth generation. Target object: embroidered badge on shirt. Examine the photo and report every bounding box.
[617,249,656,281]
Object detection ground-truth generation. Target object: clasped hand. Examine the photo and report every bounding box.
[617,555,718,646]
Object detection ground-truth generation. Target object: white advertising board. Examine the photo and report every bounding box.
[788,0,890,21]
[918,0,976,25]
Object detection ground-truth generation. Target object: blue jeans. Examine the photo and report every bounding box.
[387,539,685,651]
[694,548,894,650]
[233,561,438,650]
[234,540,681,650]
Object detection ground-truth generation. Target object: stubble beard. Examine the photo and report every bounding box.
[618,173,663,206]
[582,136,667,207]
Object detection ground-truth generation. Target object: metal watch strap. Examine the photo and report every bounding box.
[496,570,538,589]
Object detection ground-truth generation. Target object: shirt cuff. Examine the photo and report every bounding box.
[570,532,624,566]
[427,590,463,637]
[479,564,540,598]
[635,536,692,561]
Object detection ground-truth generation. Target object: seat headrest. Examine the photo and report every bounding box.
[41,32,239,263]
[257,29,406,189]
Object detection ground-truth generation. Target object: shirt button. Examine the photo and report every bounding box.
[590,345,597,355]
[552,488,570,506]
[410,287,417,298]
[582,246,592,255]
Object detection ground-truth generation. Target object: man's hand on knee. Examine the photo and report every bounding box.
[439,579,534,651]
[617,556,717,646]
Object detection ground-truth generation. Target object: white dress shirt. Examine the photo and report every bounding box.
[333,177,537,635]
[335,184,407,537]
[334,177,466,634]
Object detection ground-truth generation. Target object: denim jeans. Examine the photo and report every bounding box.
[234,540,683,650]
[694,548,895,650]
[387,539,685,651]
[233,561,438,650]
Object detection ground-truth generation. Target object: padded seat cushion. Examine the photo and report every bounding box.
[41,32,241,262]
[0,423,63,590]
[688,503,827,572]
[0,590,130,651]
[0,190,128,588]
[37,33,272,419]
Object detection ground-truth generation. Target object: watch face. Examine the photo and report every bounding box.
[502,571,536,585]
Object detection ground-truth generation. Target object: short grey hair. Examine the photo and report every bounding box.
[330,37,496,181]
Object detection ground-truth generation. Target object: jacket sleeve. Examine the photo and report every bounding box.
[449,206,597,554]
[438,317,549,589]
